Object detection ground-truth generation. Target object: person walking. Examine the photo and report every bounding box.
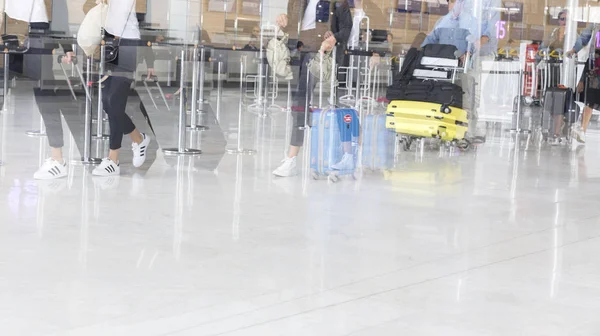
[272,0,352,177]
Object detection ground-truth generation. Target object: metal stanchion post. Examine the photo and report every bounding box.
[78,57,102,164]
[227,56,256,155]
[198,47,206,105]
[509,43,531,135]
[2,53,9,113]
[216,59,223,121]
[163,49,202,156]
[284,80,292,156]
[167,59,172,86]
[93,43,109,140]
[188,45,208,131]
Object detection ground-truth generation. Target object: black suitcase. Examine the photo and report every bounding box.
[386,79,463,108]
[543,87,577,126]
[421,44,459,59]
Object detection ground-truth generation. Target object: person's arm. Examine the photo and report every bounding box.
[421,28,439,47]
[571,24,593,54]
[277,0,299,35]
[481,1,500,47]
[332,7,352,46]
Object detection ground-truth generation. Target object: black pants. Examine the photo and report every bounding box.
[291,52,317,147]
[102,76,136,150]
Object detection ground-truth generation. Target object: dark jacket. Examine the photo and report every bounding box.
[285,0,352,55]
[330,3,353,66]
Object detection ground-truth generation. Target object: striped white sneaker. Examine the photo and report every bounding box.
[34,158,67,180]
[92,158,120,176]
[132,133,151,168]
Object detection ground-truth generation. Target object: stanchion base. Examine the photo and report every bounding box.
[26,130,47,137]
[186,125,209,131]
[507,129,532,134]
[92,134,110,140]
[72,157,102,165]
[162,148,202,156]
[226,148,256,155]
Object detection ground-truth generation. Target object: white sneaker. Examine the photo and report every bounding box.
[273,157,298,177]
[34,158,67,180]
[331,153,354,170]
[574,127,586,144]
[92,158,120,176]
[549,136,561,146]
[132,133,151,168]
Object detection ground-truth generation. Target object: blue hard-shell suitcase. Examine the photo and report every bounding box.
[310,108,360,179]
[362,114,396,170]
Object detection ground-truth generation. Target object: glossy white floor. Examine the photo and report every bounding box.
[2,87,600,336]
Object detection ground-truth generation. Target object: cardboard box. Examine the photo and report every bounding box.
[45,0,53,20]
[136,0,147,13]
[524,13,545,26]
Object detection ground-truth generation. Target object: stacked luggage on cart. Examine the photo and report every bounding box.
[385,44,469,150]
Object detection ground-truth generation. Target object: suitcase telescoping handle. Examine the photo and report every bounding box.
[317,46,337,109]
[317,46,337,173]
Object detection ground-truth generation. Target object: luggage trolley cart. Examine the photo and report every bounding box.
[521,43,539,106]
[247,23,286,116]
[386,45,470,152]
[537,48,587,145]
[338,16,370,106]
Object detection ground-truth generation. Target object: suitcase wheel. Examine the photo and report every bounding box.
[400,136,413,151]
[328,173,339,183]
[456,139,470,150]
[311,169,320,180]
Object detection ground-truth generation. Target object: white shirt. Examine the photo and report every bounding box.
[301,0,320,31]
[104,0,140,39]
[349,9,366,48]
[5,0,48,23]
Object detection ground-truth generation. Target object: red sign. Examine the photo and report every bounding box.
[344,114,352,123]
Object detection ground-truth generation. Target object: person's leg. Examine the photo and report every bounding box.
[34,88,65,158]
[289,52,315,156]
[553,115,563,137]
[274,52,315,176]
[582,105,593,132]
[93,76,133,175]
[33,88,71,179]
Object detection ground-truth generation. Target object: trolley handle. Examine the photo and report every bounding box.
[548,49,562,59]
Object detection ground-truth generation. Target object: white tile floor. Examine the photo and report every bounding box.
[2,88,600,335]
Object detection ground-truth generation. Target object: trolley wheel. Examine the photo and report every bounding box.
[401,136,412,151]
[457,139,470,150]
[523,96,534,106]
[328,173,339,183]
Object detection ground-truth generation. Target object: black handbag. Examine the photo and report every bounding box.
[102,36,120,63]
[100,1,135,63]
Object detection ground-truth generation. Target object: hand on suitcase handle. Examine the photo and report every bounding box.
[57,53,78,65]
[144,74,159,83]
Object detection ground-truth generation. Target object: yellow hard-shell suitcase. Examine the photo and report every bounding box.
[385,100,468,141]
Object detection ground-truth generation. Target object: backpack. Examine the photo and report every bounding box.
[77,0,108,58]
[266,33,293,81]
[393,47,423,84]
